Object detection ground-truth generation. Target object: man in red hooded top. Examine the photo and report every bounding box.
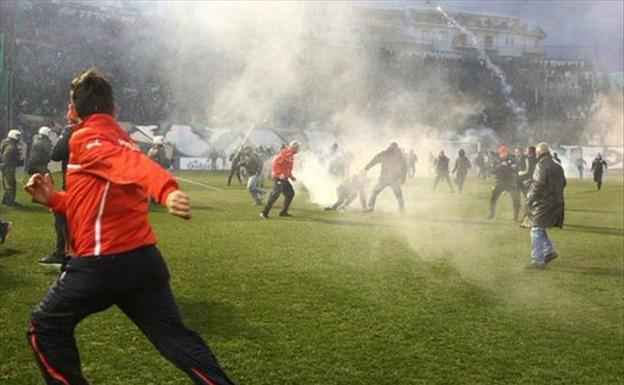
[25,68,236,385]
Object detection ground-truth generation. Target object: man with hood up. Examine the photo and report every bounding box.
[452,149,471,193]
[363,142,407,213]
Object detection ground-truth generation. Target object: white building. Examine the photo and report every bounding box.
[304,6,546,59]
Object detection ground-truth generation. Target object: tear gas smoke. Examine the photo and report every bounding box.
[435,6,529,136]
[100,2,619,311]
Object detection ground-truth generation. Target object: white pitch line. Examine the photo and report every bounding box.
[176,176,222,192]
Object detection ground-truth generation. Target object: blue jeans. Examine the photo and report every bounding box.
[531,227,556,265]
[247,174,265,204]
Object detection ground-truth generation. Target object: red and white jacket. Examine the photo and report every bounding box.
[48,114,178,257]
[271,148,296,179]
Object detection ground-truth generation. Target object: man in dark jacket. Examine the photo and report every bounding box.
[526,142,566,269]
[1,129,23,206]
[433,150,454,192]
[31,126,62,267]
[28,127,53,175]
[364,142,407,213]
[591,153,608,190]
[38,121,76,268]
[487,145,520,221]
[241,147,265,205]
[227,151,243,186]
[452,149,471,192]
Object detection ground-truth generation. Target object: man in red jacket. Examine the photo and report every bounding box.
[25,68,236,385]
[260,141,299,219]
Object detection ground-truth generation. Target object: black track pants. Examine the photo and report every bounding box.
[27,245,236,385]
[262,179,294,216]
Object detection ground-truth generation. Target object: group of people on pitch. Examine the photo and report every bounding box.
[0,66,615,384]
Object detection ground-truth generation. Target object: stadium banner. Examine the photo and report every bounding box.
[180,157,211,170]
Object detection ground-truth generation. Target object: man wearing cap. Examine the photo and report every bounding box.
[1,129,24,206]
[28,126,53,175]
[526,142,566,269]
[260,141,299,219]
[487,145,520,222]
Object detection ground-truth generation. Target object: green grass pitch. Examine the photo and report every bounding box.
[1,171,622,385]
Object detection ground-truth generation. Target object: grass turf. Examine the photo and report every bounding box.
[0,171,622,385]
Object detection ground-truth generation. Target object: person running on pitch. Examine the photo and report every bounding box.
[451,149,471,193]
[433,150,454,192]
[591,153,608,190]
[260,141,299,219]
[24,68,237,385]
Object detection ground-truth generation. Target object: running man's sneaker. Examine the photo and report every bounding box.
[0,221,12,244]
[259,212,269,220]
[38,254,66,268]
[279,212,293,217]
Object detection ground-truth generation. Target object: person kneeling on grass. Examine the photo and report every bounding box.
[25,68,237,385]
[525,142,566,270]
[324,172,367,211]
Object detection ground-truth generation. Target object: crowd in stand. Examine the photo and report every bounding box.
[6,1,172,124]
[2,1,610,145]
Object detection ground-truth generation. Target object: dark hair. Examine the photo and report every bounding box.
[70,68,114,119]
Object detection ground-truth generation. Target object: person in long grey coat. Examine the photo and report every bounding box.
[526,142,566,269]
